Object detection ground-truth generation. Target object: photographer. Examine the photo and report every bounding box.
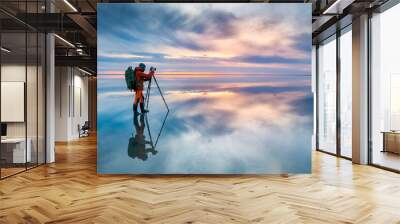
[133,63,154,114]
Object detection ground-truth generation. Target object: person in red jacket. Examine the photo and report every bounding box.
[134,63,154,114]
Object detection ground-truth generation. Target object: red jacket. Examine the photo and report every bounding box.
[134,67,153,90]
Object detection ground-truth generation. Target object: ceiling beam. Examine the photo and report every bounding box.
[11,13,82,32]
[55,55,96,72]
[66,14,97,47]
[323,0,356,14]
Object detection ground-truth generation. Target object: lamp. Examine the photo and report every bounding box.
[1,47,11,53]
[54,34,75,48]
[63,0,78,12]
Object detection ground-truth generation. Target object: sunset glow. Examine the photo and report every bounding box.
[98,3,311,76]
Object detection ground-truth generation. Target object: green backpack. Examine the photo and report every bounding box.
[125,66,136,90]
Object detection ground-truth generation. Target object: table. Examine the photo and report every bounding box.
[382,131,400,154]
[1,138,31,163]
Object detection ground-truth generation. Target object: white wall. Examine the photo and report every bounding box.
[1,65,41,138]
[70,72,89,138]
[55,66,70,141]
[1,65,26,82]
[1,65,26,139]
[1,82,25,122]
[54,67,89,141]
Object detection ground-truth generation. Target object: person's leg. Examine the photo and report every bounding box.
[133,91,139,113]
[138,91,143,103]
[139,91,148,113]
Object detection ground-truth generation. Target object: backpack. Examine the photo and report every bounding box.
[125,66,136,90]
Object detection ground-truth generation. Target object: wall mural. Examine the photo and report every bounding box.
[97,3,312,174]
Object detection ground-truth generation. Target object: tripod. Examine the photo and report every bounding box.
[144,75,169,112]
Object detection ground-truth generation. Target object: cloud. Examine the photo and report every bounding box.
[291,33,312,53]
[233,55,309,65]
[99,53,152,59]
[98,3,311,75]
[188,9,238,38]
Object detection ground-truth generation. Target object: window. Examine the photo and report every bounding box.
[370,3,400,171]
[339,27,352,158]
[0,1,46,179]
[317,35,337,154]
[316,25,353,159]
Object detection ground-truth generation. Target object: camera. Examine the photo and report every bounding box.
[150,67,156,72]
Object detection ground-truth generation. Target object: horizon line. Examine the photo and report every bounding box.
[97,72,311,76]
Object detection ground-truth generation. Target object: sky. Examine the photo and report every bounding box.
[97,3,311,75]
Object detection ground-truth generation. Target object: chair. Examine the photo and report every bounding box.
[79,121,90,138]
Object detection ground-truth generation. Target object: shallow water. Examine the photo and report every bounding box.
[97,74,312,174]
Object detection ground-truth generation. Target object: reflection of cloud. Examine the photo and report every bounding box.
[99,91,134,98]
[165,85,312,135]
[157,121,311,173]
[222,86,309,94]
[166,90,234,97]
[154,88,312,173]
[290,93,313,116]
[99,81,312,128]
[184,109,236,136]
[97,74,312,174]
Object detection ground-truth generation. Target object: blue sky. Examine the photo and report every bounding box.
[98,3,311,75]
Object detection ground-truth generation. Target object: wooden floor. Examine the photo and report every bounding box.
[1,167,26,178]
[373,151,400,171]
[1,135,400,224]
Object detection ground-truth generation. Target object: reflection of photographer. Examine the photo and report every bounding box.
[127,113,157,161]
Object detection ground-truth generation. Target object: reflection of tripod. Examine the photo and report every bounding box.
[127,113,157,161]
[144,71,169,112]
[127,107,169,161]
[145,109,169,148]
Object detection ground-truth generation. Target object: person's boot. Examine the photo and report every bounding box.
[140,102,149,113]
[133,103,139,114]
